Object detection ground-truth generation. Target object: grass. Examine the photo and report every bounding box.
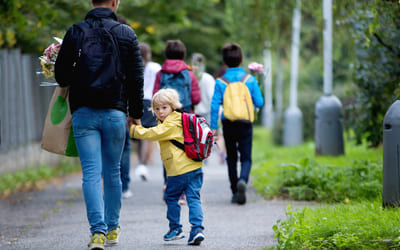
[250,127,400,249]
[271,200,400,249]
[0,158,81,198]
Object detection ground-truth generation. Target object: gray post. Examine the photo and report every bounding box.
[262,47,274,128]
[314,0,344,155]
[383,100,400,207]
[283,0,303,146]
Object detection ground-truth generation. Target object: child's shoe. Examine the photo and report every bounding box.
[237,180,247,205]
[122,190,133,199]
[88,232,105,250]
[231,193,238,203]
[135,164,149,181]
[188,228,205,245]
[106,226,121,245]
[164,228,185,241]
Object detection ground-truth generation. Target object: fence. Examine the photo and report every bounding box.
[0,49,62,175]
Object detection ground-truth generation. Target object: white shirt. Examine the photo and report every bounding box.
[143,61,161,100]
[195,72,215,116]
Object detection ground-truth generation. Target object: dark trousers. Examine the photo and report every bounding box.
[222,120,253,194]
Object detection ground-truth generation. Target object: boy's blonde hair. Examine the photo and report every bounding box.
[152,88,183,112]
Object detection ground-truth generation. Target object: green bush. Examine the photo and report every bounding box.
[251,127,382,202]
[271,200,400,249]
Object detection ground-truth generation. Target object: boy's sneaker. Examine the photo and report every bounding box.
[164,228,185,241]
[231,193,238,203]
[188,228,205,245]
[237,180,247,205]
[88,233,105,250]
[122,190,133,199]
[135,164,149,181]
[106,226,121,245]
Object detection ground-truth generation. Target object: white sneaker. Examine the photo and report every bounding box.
[135,164,149,181]
[122,190,133,199]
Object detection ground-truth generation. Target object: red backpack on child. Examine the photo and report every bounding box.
[170,113,214,161]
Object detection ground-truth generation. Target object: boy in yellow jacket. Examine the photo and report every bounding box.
[130,88,205,245]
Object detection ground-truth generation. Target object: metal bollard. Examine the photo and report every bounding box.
[283,106,303,146]
[315,94,344,155]
[383,100,400,207]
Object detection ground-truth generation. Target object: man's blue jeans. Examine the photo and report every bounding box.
[164,168,204,232]
[72,107,126,235]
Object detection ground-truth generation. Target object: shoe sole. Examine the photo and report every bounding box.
[106,239,119,245]
[237,181,246,205]
[88,244,105,250]
[164,234,185,241]
[188,233,205,245]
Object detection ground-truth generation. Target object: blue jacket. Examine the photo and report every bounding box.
[55,8,144,118]
[210,67,264,129]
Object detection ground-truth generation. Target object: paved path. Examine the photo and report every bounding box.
[0,146,309,250]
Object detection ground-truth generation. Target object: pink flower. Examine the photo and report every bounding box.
[248,62,264,72]
[39,37,62,78]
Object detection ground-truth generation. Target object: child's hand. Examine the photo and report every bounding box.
[212,129,219,141]
[127,117,141,127]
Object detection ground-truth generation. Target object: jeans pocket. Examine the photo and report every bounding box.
[72,110,96,137]
[107,111,126,140]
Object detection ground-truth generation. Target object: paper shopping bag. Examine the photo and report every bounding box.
[41,86,78,157]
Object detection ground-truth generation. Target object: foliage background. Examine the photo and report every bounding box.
[1,0,399,146]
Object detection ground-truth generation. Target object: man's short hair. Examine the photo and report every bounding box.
[222,43,242,67]
[93,0,115,5]
[164,40,186,60]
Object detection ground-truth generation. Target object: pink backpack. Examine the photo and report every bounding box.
[170,113,214,161]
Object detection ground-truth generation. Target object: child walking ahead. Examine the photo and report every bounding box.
[130,88,205,245]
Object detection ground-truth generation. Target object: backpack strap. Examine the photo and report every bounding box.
[101,19,121,31]
[240,74,251,83]
[218,74,250,85]
[170,139,184,151]
[218,76,230,85]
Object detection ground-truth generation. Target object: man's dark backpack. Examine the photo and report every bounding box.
[160,69,192,112]
[72,19,124,101]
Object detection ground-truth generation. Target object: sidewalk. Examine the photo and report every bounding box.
[0,146,309,250]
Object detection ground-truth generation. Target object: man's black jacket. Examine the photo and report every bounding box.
[55,8,144,119]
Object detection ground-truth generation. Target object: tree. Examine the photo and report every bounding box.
[0,0,90,53]
[349,0,400,147]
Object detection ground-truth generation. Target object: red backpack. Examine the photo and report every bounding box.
[170,113,214,161]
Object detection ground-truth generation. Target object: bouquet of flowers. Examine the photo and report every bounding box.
[248,62,264,73]
[39,37,62,79]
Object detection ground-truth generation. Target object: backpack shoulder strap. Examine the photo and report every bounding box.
[218,76,230,85]
[170,111,185,151]
[102,19,121,31]
[74,20,91,31]
[240,74,251,83]
[170,139,184,151]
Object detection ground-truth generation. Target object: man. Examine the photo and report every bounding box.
[55,0,143,249]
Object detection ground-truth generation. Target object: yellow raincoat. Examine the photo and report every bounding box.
[130,111,203,177]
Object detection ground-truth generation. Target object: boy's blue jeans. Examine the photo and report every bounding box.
[164,168,204,232]
[222,119,253,194]
[72,107,126,235]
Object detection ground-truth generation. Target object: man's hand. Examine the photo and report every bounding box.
[127,117,141,128]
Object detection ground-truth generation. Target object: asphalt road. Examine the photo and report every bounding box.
[0,146,309,250]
